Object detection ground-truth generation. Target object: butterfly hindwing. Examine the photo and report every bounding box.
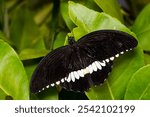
[61,61,113,92]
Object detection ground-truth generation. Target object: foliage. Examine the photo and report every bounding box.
[0,0,150,100]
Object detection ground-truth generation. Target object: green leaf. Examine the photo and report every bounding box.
[68,1,144,100]
[68,1,135,40]
[0,31,13,46]
[0,88,7,99]
[0,39,29,99]
[60,1,76,30]
[125,65,150,99]
[94,0,124,23]
[53,32,67,49]
[144,53,150,65]
[10,5,45,52]
[36,88,58,100]
[19,49,49,60]
[24,60,38,80]
[132,4,150,51]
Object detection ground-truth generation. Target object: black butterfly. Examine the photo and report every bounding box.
[30,30,138,93]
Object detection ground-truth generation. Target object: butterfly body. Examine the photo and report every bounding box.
[30,30,138,93]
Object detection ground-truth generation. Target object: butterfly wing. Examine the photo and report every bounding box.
[30,46,73,93]
[77,30,138,61]
[61,61,113,92]
[30,30,138,93]
[30,42,113,93]
[60,44,113,92]
[60,30,137,92]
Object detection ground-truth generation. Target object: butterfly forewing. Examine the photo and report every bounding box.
[77,30,137,61]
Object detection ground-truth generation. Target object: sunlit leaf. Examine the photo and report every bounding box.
[0,39,29,99]
[94,0,124,23]
[68,1,135,40]
[132,4,150,51]
[0,88,7,99]
[125,65,150,99]
[60,1,75,30]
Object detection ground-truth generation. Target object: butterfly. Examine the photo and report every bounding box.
[30,30,138,93]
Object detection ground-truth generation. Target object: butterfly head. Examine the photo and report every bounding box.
[68,36,76,45]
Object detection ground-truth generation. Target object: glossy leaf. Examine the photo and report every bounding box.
[94,0,124,23]
[68,1,135,41]
[125,65,150,99]
[68,1,144,99]
[0,39,29,99]
[132,4,150,51]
